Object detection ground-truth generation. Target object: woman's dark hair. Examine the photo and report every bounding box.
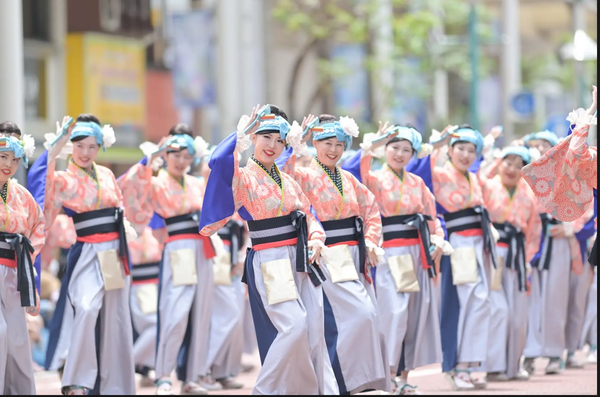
[269,104,289,122]
[169,123,193,137]
[318,114,338,123]
[0,121,21,136]
[76,113,101,126]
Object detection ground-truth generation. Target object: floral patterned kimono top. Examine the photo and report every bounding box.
[199,132,325,248]
[421,148,485,213]
[279,154,381,247]
[481,175,541,263]
[119,164,215,258]
[357,151,444,239]
[0,180,45,284]
[45,159,125,230]
[39,214,76,269]
[522,120,597,223]
[120,165,205,232]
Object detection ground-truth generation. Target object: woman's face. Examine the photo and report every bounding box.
[499,154,524,188]
[0,151,20,185]
[251,132,286,167]
[314,137,345,168]
[385,140,413,171]
[72,136,100,169]
[448,142,477,173]
[166,148,194,179]
[535,139,553,156]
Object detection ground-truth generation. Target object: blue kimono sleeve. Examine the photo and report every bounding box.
[26,150,50,294]
[406,154,434,194]
[275,147,294,170]
[199,132,239,231]
[341,150,363,183]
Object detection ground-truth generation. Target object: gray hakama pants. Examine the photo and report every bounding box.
[524,238,571,358]
[242,295,257,355]
[377,243,442,375]
[155,238,214,383]
[205,276,245,379]
[245,245,338,395]
[130,282,158,370]
[54,240,136,394]
[321,245,389,394]
[567,261,594,352]
[579,269,597,349]
[0,265,36,395]
[450,234,492,368]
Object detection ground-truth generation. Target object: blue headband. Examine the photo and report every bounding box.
[70,122,104,148]
[389,126,422,153]
[449,127,484,157]
[533,130,558,147]
[165,134,203,167]
[255,116,291,141]
[313,122,352,150]
[0,136,28,168]
[501,145,531,164]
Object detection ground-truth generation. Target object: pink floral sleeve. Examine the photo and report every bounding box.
[522,122,596,222]
[346,172,382,246]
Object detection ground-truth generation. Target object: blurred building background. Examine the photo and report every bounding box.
[0,0,596,183]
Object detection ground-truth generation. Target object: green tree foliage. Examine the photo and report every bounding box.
[272,0,495,131]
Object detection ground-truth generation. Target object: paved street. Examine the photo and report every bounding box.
[35,351,597,395]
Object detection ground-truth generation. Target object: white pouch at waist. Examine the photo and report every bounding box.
[261,258,298,305]
[170,248,198,287]
[135,283,158,314]
[450,246,479,285]
[213,251,232,286]
[388,254,420,293]
[491,256,504,291]
[97,249,125,291]
[322,244,359,283]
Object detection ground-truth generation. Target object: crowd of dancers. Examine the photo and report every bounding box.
[0,85,597,395]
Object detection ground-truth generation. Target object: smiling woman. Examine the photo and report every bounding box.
[119,123,215,395]
[27,113,137,396]
[0,129,45,395]
[275,113,390,394]
[199,104,338,395]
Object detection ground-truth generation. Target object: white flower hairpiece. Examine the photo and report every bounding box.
[194,136,209,160]
[44,132,73,160]
[139,141,165,171]
[236,114,253,152]
[360,132,385,158]
[102,125,116,148]
[567,108,597,126]
[21,134,36,159]
[339,116,359,138]
[286,121,308,156]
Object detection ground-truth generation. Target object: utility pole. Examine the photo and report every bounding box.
[501,0,521,143]
[468,4,480,131]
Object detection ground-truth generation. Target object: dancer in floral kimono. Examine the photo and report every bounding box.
[405,125,498,391]
[200,104,338,395]
[478,146,541,381]
[343,122,450,395]
[29,114,137,395]
[276,114,389,394]
[522,85,598,374]
[0,131,44,395]
[121,123,215,395]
